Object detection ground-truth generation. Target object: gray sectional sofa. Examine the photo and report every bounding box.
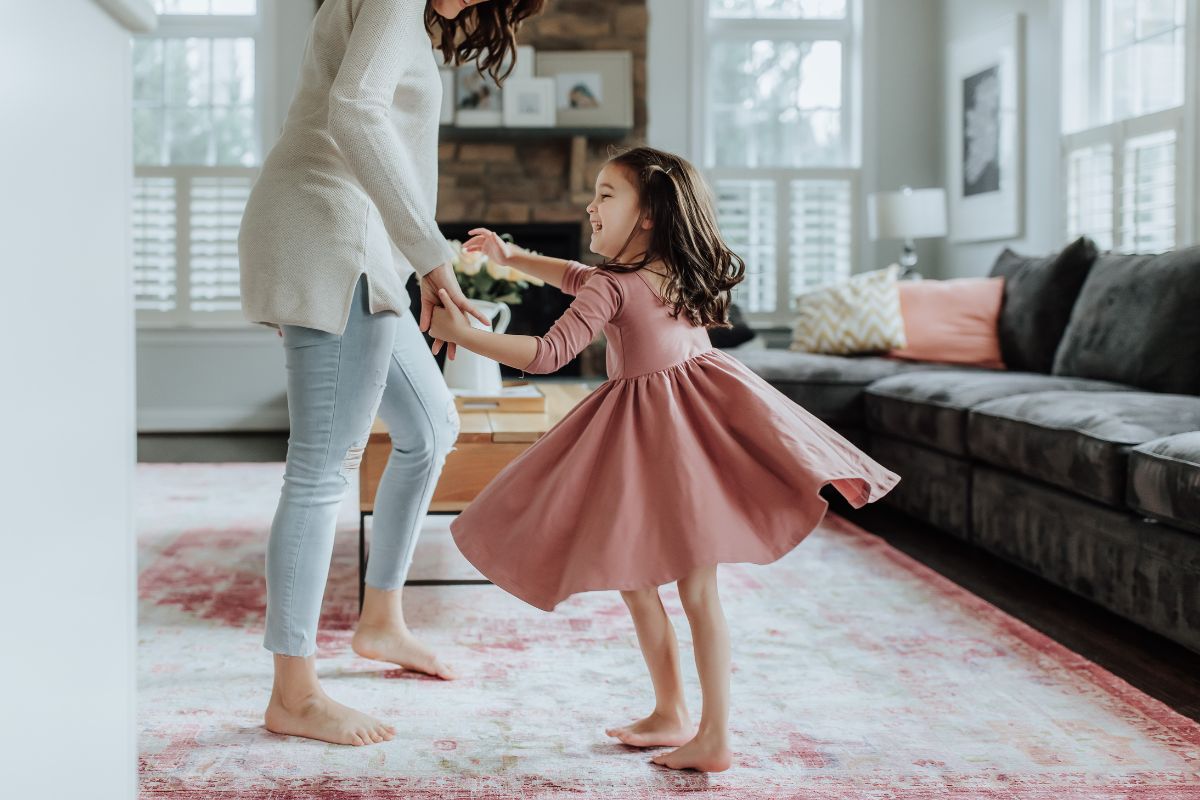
[734,241,1200,654]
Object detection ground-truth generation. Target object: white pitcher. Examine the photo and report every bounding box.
[441,299,512,396]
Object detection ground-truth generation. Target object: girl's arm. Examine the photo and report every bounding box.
[504,250,573,290]
[462,228,595,293]
[429,270,622,373]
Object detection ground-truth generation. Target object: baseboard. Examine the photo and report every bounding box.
[138,406,289,433]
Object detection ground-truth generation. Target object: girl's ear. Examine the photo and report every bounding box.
[640,215,654,231]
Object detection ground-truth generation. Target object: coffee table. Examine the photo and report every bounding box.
[356,381,593,608]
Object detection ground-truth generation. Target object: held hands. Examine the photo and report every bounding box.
[419,263,490,360]
[462,227,516,264]
[428,289,476,355]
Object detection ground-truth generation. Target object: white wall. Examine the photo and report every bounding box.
[136,0,316,432]
[0,0,145,796]
[937,0,1062,277]
[862,0,944,274]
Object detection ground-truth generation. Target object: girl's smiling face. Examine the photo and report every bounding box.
[587,164,652,260]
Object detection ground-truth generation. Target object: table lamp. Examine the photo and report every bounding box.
[868,186,947,278]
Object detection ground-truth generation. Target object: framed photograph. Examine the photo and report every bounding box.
[945,14,1023,242]
[535,51,633,129]
[502,77,556,127]
[439,67,455,125]
[455,62,503,127]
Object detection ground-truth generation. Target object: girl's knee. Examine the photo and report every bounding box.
[620,585,661,609]
[677,567,718,608]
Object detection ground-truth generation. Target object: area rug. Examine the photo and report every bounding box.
[137,463,1200,798]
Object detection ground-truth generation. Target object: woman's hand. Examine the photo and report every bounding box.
[419,263,490,360]
[428,288,476,354]
[462,228,517,265]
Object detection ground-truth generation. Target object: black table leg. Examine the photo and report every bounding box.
[359,511,368,614]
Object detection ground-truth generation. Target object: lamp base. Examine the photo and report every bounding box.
[898,239,922,280]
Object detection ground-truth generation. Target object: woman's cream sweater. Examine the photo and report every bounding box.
[238,0,454,334]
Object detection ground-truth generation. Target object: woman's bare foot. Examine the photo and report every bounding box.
[351,624,457,680]
[605,709,696,748]
[264,690,395,746]
[651,730,732,772]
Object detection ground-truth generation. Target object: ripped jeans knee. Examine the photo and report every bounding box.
[340,438,367,480]
[442,396,461,456]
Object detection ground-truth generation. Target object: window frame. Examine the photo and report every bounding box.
[691,0,863,327]
[1060,0,1197,253]
[134,0,275,329]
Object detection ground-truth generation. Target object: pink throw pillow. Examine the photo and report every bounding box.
[888,277,1006,369]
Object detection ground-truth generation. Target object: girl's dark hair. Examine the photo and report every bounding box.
[600,146,746,329]
[426,0,547,84]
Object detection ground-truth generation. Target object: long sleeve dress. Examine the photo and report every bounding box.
[238,0,454,335]
[449,262,902,611]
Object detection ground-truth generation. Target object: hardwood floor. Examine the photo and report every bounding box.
[138,434,1200,723]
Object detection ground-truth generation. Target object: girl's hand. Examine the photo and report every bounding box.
[463,227,517,266]
[428,288,475,356]
[420,262,490,360]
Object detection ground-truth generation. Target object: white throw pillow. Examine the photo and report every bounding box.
[789,265,907,355]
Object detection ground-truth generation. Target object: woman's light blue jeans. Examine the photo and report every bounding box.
[264,275,459,657]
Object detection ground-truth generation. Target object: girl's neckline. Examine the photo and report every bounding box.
[631,269,670,306]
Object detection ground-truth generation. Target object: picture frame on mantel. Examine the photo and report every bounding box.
[536,51,633,130]
[945,14,1024,243]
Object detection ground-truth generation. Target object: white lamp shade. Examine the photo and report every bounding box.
[868,188,948,241]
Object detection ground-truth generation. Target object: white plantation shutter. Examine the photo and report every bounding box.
[789,178,852,296]
[1120,130,1176,253]
[189,174,252,312]
[133,167,256,323]
[699,2,860,323]
[715,179,777,313]
[134,2,265,326]
[1060,0,1192,253]
[1066,144,1115,250]
[133,176,178,312]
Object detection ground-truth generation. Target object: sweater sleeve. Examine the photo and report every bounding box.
[328,0,454,276]
[524,270,622,374]
[560,260,596,296]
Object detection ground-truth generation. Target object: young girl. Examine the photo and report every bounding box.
[428,146,901,772]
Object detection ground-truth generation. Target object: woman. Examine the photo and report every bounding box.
[237,0,545,747]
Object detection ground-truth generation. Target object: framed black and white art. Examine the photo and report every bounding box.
[945,14,1024,243]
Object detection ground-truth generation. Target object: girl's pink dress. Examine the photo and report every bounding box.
[450,261,901,611]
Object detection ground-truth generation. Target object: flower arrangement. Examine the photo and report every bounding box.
[450,234,544,306]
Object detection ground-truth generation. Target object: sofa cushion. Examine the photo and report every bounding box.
[789,265,907,355]
[864,371,1132,456]
[888,277,1006,369]
[1128,432,1200,535]
[989,237,1098,374]
[1052,246,1200,395]
[967,392,1200,507]
[733,350,962,426]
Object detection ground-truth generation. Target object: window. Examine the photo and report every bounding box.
[698,0,860,323]
[133,0,268,325]
[1061,0,1193,254]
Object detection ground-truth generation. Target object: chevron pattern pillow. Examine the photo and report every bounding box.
[789,265,907,355]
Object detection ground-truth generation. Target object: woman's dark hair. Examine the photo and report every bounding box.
[600,146,746,329]
[426,0,547,84]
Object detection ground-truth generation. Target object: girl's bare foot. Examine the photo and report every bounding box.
[264,691,396,746]
[651,730,732,772]
[351,624,457,680]
[605,709,696,748]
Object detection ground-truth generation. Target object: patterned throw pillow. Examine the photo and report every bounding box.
[789,265,907,355]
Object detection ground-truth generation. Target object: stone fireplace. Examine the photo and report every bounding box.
[435,0,649,261]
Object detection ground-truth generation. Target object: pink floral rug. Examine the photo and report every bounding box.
[137,464,1200,799]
